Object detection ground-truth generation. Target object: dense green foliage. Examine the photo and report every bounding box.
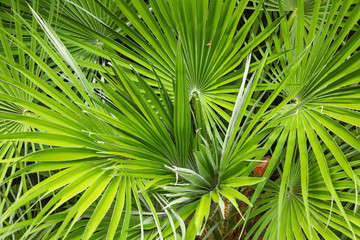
[0,0,359,239]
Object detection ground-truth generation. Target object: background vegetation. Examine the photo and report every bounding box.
[0,0,359,239]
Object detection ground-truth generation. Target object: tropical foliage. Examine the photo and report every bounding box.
[0,0,359,239]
